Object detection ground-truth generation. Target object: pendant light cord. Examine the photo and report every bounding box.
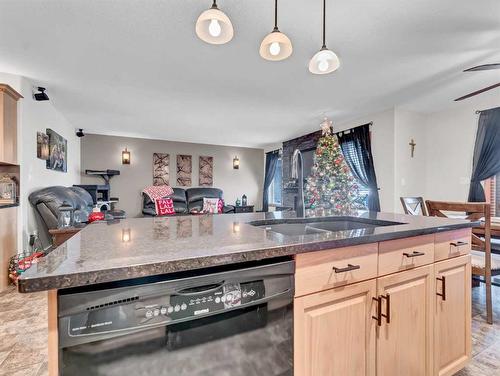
[211,0,217,9]
[322,0,326,48]
[273,0,279,31]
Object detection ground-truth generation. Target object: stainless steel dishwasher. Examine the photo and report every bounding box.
[58,259,294,376]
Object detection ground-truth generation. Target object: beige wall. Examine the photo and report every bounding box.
[422,90,500,202]
[393,109,427,212]
[0,72,81,250]
[81,134,264,217]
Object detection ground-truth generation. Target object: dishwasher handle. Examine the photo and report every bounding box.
[174,281,225,296]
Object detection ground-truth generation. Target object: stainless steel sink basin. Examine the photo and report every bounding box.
[256,223,331,237]
[250,217,405,236]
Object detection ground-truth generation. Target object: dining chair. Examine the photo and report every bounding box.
[400,196,428,216]
[426,200,499,324]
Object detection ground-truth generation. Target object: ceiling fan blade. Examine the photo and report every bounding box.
[454,82,500,101]
[464,63,500,72]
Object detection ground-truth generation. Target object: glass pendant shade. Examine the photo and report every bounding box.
[195,3,234,45]
[259,30,293,61]
[309,0,341,75]
[259,0,292,61]
[309,47,340,74]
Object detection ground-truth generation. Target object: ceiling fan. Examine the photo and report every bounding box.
[454,63,500,101]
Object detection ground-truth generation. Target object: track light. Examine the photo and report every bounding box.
[76,129,85,138]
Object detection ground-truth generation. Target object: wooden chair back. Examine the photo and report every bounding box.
[400,196,427,216]
[425,201,490,250]
[426,200,493,323]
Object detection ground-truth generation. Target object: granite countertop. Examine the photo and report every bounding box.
[18,211,477,293]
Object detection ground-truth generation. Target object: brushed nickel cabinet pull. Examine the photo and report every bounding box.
[437,276,446,301]
[381,294,390,324]
[372,296,382,326]
[450,241,468,247]
[403,251,425,258]
[332,264,361,273]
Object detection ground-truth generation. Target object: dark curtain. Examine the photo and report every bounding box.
[468,107,500,202]
[336,123,381,211]
[262,150,280,212]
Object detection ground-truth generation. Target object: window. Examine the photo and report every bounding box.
[268,158,283,206]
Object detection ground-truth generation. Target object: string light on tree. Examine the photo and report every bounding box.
[304,117,364,215]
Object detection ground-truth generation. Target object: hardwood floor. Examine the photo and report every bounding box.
[0,284,499,375]
[455,283,500,376]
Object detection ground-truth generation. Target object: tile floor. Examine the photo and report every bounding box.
[0,284,499,376]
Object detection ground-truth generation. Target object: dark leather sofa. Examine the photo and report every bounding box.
[142,187,235,216]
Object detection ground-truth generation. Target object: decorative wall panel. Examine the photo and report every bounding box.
[199,156,214,186]
[177,155,192,186]
[153,153,170,186]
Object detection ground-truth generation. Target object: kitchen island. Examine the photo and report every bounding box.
[19,211,476,376]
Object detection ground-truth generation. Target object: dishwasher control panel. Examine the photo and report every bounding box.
[66,281,264,337]
[138,281,264,322]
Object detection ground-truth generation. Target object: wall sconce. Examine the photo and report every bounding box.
[122,228,131,242]
[122,148,131,165]
[233,156,240,169]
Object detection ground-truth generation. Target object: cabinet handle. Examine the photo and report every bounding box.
[381,294,391,324]
[437,276,446,301]
[403,251,425,258]
[372,297,382,326]
[332,264,361,273]
[450,241,468,247]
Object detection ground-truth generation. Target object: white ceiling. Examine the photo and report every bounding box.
[0,0,499,148]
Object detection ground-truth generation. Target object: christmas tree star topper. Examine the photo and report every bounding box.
[320,117,333,136]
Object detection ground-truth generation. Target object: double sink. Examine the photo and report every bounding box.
[250,217,405,236]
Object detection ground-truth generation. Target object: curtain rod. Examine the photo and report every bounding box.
[475,105,500,114]
[335,121,373,135]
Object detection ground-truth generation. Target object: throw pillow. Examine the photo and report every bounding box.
[217,199,224,214]
[202,197,220,214]
[156,198,175,216]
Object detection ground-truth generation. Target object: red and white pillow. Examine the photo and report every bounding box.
[202,198,224,214]
[155,198,175,216]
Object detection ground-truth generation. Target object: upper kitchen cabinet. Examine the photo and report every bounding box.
[0,84,22,165]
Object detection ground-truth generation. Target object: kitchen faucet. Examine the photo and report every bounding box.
[292,149,305,218]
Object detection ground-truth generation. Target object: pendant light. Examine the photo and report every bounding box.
[259,0,293,61]
[309,0,340,74]
[196,0,234,45]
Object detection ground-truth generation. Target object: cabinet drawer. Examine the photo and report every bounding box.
[378,235,434,276]
[434,229,471,262]
[295,243,378,297]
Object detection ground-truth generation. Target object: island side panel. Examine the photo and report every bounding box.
[48,290,59,376]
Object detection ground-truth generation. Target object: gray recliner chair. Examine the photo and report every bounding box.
[28,186,94,247]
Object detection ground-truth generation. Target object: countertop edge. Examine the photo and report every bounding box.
[17,221,478,294]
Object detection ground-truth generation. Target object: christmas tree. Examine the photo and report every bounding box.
[304,118,363,215]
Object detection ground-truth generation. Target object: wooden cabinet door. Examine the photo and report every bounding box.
[434,255,471,376]
[0,206,17,291]
[294,280,376,376]
[376,265,434,376]
[0,88,20,165]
